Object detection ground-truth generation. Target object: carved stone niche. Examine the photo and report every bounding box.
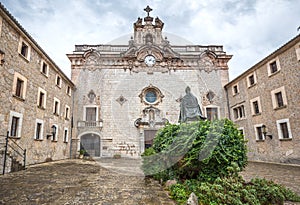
[134,106,169,128]
[88,90,96,103]
[139,84,164,105]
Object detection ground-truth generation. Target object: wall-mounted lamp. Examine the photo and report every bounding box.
[262,124,272,139]
[99,120,103,130]
[47,125,57,139]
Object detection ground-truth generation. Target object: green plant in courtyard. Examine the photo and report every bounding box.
[78,149,86,155]
[168,163,300,204]
[142,119,247,182]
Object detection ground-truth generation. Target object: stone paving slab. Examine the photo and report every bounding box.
[0,159,176,205]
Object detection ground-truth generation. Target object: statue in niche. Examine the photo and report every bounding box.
[179,86,206,123]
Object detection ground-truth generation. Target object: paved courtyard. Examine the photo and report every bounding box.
[0,159,175,205]
[0,159,299,204]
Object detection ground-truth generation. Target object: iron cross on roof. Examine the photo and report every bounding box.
[144,5,152,17]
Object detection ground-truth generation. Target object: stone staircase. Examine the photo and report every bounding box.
[0,135,25,174]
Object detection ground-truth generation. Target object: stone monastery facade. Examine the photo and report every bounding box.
[67,6,232,158]
[0,4,299,173]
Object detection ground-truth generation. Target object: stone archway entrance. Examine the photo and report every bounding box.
[80,134,101,157]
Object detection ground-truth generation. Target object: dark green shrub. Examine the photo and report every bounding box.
[142,119,247,182]
[168,163,300,205]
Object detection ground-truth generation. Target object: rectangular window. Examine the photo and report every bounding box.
[248,75,255,86]
[9,111,23,138]
[56,75,62,87]
[65,106,70,120]
[10,116,19,137]
[34,119,44,140]
[38,92,45,107]
[15,78,24,98]
[18,38,31,61]
[52,125,58,141]
[36,122,42,139]
[271,86,287,109]
[268,58,281,76]
[12,72,27,100]
[233,105,245,120]
[86,107,97,121]
[54,101,59,114]
[20,42,28,57]
[206,107,218,121]
[64,128,68,142]
[276,119,292,140]
[238,128,244,136]
[256,126,264,140]
[275,92,284,107]
[37,88,47,109]
[270,61,278,73]
[280,122,289,139]
[247,72,256,87]
[66,86,71,96]
[53,98,60,115]
[253,101,260,114]
[41,61,48,76]
[232,84,239,95]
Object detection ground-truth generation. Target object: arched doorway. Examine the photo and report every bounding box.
[80,134,100,157]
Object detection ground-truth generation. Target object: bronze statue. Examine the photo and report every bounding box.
[179,86,206,123]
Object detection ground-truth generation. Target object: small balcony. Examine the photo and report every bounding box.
[77,120,103,128]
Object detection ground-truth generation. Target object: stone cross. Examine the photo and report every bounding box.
[144,5,152,17]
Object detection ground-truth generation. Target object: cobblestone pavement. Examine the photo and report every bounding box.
[0,159,176,205]
[0,159,300,205]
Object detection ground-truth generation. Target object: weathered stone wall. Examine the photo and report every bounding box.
[226,36,300,164]
[0,7,74,167]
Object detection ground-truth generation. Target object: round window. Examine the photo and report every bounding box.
[145,90,157,103]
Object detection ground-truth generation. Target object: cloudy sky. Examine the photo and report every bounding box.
[2,0,300,79]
